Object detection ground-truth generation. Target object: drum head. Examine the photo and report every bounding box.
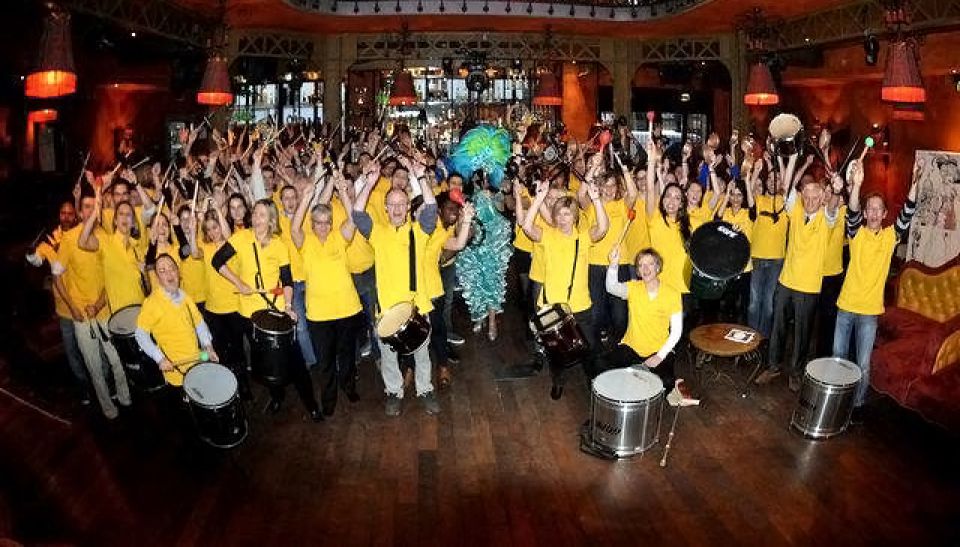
[108,305,142,335]
[688,221,750,280]
[184,363,238,406]
[251,309,295,334]
[806,357,861,387]
[593,368,663,402]
[376,302,414,337]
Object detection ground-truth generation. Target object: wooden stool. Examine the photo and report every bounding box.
[688,323,763,397]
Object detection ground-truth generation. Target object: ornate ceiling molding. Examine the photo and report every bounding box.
[62,0,213,47]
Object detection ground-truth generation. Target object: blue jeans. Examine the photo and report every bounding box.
[748,258,783,338]
[352,268,380,360]
[832,310,878,407]
[292,281,316,367]
[588,264,629,345]
[59,317,92,398]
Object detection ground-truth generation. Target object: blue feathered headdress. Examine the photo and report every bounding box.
[448,125,513,189]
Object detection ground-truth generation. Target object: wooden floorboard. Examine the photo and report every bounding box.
[2,292,960,547]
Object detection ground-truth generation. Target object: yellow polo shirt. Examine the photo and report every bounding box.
[752,194,789,260]
[300,230,363,322]
[137,289,205,386]
[539,224,592,313]
[278,213,307,282]
[36,228,71,319]
[226,229,290,318]
[331,197,375,274]
[623,200,650,265]
[588,199,631,266]
[100,230,145,312]
[622,280,682,357]
[367,221,434,314]
[720,207,754,273]
[836,225,898,316]
[424,224,452,300]
[779,202,832,294]
[648,215,691,293]
[822,205,847,277]
[56,225,107,320]
[200,241,239,315]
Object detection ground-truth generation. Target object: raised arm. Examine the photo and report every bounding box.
[335,177,357,242]
[616,152,639,210]
[645,139,659,217]
[587,183,609,243]
[444,202,475,251]
[522,181,549,242]
[291,181,316,249]
[605,246,628,299]
[78,189,102,252]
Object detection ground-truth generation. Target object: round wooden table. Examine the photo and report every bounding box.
[688,323,764,397]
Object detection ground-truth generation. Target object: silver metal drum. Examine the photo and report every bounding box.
[791,357,862,439]
[589,368,664,457]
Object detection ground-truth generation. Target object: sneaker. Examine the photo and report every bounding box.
[419,391,440,415]
[446,333,465,346]
[754,369,782,385]
[788,375,801,393]
[385,394,402,416]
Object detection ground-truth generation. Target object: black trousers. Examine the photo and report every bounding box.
[429,296,449,366]
[598,344,677,389]
[242,316,318,413]
[308,313,362,413]
[202,309,251,397]
[816,273,844,358]
[768,283,819,378]
[719,271,752,326]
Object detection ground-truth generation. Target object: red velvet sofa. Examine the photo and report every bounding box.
[872,257,960,431]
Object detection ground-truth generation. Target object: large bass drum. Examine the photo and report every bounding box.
[687,221,750,300]
[584,368,664,458]
[108,305,166,392]
[251,309,295,386]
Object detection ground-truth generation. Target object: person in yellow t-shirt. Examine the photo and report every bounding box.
[53,193,131,420]
[277,184,317,369]
[643,140,694,306]
[601,246,683,389]
[175,205,208,310]
[748,167,789,337]
[756,157,842,392]
[25,201,92,403]
[193,206,249,399]
[212,199,321,421]
[79,196,147,315]
[135,254,218,387]
[815,200,848,357]
[291,177,366,416]
[352,163,441,417]
[714,177,756,324]
[522,180,609,400]
[833,161,917,417]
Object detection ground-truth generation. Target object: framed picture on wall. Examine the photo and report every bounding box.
[906,150,960,267]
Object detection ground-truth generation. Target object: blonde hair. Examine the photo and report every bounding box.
[551,196,580,224]
[254,199,282,237]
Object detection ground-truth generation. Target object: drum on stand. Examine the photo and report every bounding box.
[107,305,166,392]
[182,362,248,449]
[791,357,862,439]
[584,368,664,458]
[687,221,750,300]
[376,302,431,355]
[251,309,295,387]
[532,304,589,368]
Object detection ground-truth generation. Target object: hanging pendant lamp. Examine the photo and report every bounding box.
[881,40,925,103]
[743,61,779,106]
[388,70,417,106]
[25,7,76,99]
[532,71,562,106]
[197,53,234,106]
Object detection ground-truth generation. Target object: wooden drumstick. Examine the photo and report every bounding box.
[858,136,875,163]
[660,404,681,468]
[614,209,637,248]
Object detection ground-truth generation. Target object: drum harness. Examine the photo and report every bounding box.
[251,241,281,312]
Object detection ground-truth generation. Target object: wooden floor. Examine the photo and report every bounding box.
[2,294,960,547]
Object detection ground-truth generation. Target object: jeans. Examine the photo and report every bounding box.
[588,264,629,345]
[816,273,844,357]
[767,283,819,378]
[74,318,130,418]
[832,310,878,407]
[352,268,380,360]
[308,313,363,412]
[748,258,784,338]
[292,281,316,367]
[59,317,92,398]
[378,334,433,398]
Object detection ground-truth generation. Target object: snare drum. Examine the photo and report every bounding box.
[376,302,431,355]
[183,362,248,448]
[251,309,296,386]
[588,368,664,457]
[791,357,862,439]
[533,304,589,368]
[688,221,750,299]
[108,305,166,392]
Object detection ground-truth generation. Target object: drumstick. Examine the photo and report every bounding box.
[234,288,284,296]
[614,209,637,248]
[660,404,681,468]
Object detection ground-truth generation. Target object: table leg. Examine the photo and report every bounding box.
[741,349,765,398]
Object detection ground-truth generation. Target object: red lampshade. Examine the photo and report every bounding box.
[388,70,417,106]
[197,54,233,106]
[882,41,926,103]
[25,9,76,98]
[28,109,59,123]
[533,71,562,106]
[743,62,779,106]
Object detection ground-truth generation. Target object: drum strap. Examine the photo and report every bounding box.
[541,237,579,307]
[408,227,417,292]
[183,297,202,353]
[252,241,280,311]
